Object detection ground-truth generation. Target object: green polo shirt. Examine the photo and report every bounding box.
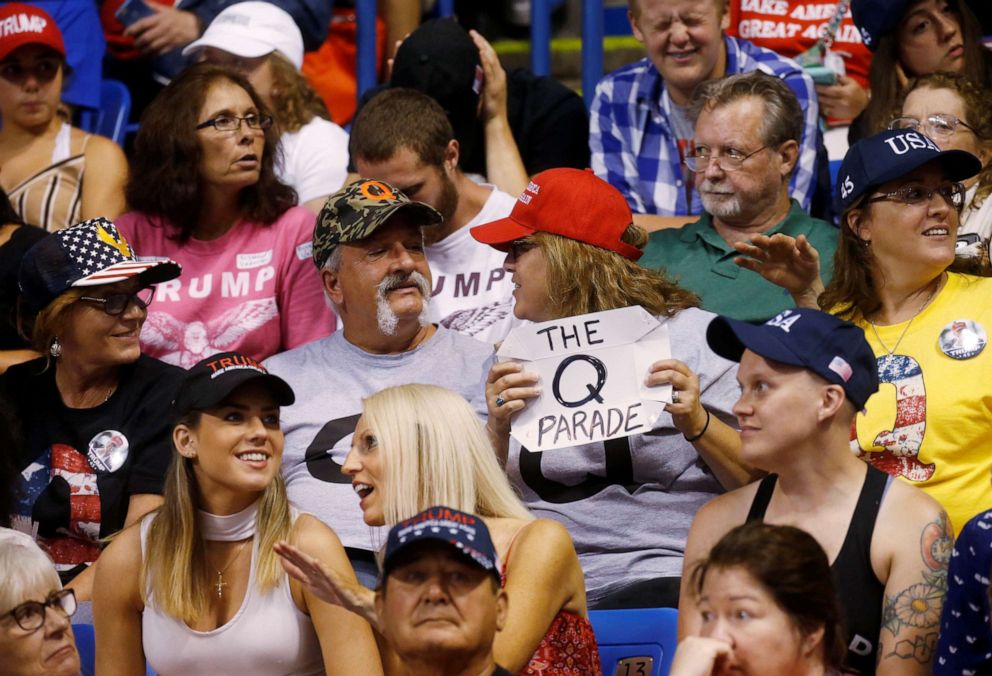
[640,200,838,322]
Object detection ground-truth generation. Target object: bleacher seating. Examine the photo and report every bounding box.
[76,80,132,147]
[589,607,679,676]
[73,623,155,676]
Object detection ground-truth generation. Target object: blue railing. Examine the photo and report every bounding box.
[354,0,608,108]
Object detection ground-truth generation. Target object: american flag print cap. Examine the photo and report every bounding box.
[18,217,182,314]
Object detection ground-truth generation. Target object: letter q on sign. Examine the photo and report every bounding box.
[496,306,677,451]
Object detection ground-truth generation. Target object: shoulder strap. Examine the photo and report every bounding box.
[847,464,889,549]
[499,523,530,582]
[745,474,778,523]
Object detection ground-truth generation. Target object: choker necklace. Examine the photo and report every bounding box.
[869,280,941,366]
[199,501,258,598]
[199,501,258,541]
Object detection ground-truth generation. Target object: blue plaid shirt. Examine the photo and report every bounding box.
[590,36,821,216]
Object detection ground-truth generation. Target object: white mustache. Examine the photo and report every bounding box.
[377,271,431,297]
[700,179,734,193]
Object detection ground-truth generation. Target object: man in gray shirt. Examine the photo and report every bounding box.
[265,180,495,586]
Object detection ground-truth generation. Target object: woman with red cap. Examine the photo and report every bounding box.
[470,168,755,610]
[0,3,127,232]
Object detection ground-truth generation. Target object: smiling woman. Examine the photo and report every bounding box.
[1,217,184,608]
[736,129,992,542]
[92,351,382,675]
[115,63,336,368]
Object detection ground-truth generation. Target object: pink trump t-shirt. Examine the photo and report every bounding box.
[117,207,336,367]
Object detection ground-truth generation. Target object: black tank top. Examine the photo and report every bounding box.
[746,464,889,676]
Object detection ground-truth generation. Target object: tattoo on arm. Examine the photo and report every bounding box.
[880,511,952,664]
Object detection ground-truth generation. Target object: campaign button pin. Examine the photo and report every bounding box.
[938,319,987,360]
[87,430,130,473]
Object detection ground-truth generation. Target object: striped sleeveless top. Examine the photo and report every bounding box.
[7,122,88,232]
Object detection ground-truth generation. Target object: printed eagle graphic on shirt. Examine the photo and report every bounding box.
[141,298,278,367]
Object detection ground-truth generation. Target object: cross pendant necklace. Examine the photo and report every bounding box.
[212,539,250,599]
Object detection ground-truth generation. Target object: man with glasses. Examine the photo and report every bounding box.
[640,72,838,322]
[0,527,80,676]
[590,0,828,231]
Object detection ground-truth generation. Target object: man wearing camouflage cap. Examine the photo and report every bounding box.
[264,179,495,586]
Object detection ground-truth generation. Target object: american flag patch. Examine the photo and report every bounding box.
[828,356,853,382]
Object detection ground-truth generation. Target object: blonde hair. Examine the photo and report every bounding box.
[28,287,87,360]
[267,52,330,132]
[362,384,533,526]
[534,226,700,319]
[142,413,293,624]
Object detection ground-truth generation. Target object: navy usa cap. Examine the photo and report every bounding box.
[851,0,913,51]
[381,506,499,586]
[707,308,880,410]
[834,129,981,215]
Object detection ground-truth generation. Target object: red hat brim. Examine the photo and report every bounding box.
[469,215,536,251]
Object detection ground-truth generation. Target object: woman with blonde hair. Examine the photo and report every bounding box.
[470,168,753,610]
[277,382,600,675]
[93,351,381,675]
[182,1,349,213]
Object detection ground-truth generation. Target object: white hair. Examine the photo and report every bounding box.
[0,529,61,612]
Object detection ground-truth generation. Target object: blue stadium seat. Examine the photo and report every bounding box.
[77,80,132,147]
[73,623,156,676]
[589,607,679,676]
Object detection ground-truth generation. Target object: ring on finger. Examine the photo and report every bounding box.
[672,390,680,404]
[495,395,507,407]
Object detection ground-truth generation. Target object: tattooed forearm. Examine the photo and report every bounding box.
[884,632,938,663]
[879,511,952,665]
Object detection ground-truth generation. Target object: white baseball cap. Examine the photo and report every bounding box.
[182,1,304,70]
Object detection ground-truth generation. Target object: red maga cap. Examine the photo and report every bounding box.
[470,168,642,261]
[0,3,65,62]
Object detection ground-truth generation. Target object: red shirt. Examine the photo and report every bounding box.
[727,0,871,88]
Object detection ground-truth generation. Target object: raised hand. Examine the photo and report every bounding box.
[274,541,379,631]
[733,233,824,308]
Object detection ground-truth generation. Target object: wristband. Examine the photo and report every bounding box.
[683,408,711,443]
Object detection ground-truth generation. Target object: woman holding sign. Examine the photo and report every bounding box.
[470,168,755,609]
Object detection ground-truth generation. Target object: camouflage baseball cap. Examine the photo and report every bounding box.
[312,179,443,269]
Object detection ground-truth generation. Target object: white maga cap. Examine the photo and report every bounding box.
[183,1,304,70]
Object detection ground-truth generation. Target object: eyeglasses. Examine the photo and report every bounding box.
[683,146,769,172]
[889,114,977,140]
[79,287,155,316]
[864,182,966,210]
[0,58,61,84]
[195,113,273,132]
[4,589,76,632]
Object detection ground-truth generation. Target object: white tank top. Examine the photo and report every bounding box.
[139,513,325,675]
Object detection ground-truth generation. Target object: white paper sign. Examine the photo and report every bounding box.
[497,306,673,451]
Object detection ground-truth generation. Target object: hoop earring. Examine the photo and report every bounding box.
[49,337,62,359]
